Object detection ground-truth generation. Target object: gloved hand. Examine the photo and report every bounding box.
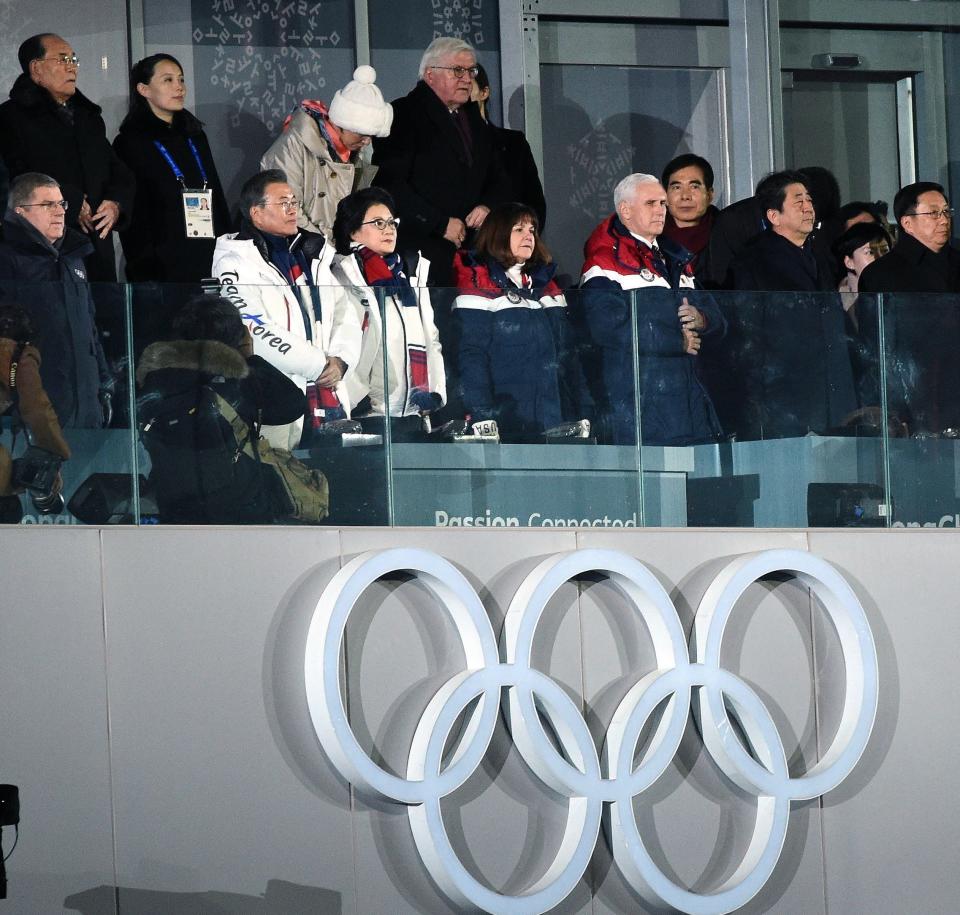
[409,388,442,413]
[99,389,113,428]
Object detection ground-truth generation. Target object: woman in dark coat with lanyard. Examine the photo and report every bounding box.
[113,54,230,285]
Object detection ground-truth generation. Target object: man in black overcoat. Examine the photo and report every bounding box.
[724,170,857,439]
[0,34,135,283]
[857,181,960,433]
[372,37,508,288]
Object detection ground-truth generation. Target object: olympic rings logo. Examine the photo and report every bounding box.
[304,548,878,915]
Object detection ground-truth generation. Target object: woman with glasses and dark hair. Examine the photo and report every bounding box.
[331,186,445,420]
[113,53,230,284]
[452,201,573,440]
[832,221,892,327]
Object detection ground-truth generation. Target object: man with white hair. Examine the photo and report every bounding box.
[372,37,508,287]
[579,173,723,445]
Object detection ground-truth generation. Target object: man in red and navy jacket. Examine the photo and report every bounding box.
[579,173,724,446]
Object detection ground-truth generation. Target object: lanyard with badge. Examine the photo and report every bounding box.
[153,138,214,239]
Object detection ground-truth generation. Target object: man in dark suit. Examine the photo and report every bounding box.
[0,34,134,283]
[372,38,507,287]
[858,181,960,433]
[859,181,960,294]
[723,171,856,439]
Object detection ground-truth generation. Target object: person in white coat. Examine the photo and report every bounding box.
[331,186,445,419]
[260,66,392,239]
[213,168,361,449]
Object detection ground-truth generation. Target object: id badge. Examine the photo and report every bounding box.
[182,189,214,239]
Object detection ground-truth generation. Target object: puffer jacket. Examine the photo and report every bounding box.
[0,215,111,429]
[333,249,445,417]
[212,223,361,449]
[579,214,724,445]
[453,251,570,438]
[261,109,377,239]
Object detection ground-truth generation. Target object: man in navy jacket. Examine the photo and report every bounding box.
[580,172,724,446]
[0,172,111,429]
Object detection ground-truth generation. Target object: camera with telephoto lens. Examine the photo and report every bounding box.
[11,445,65,514]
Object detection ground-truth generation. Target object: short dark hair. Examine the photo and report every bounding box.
[18,34,56,74]
[172,295,246,349]
[755,170,810,215]
[127,54,183,120]
[661,153,714,191]
[239,169,288,217]
[0,302,34,343]
[894,181,946,224]
[332,186,397,255]
[832,222,892,270]
[473,202,552,269]
[474,62,490,95]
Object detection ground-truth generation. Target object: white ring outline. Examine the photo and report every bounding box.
[303,547,879,915]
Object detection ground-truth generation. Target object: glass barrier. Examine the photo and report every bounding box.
[0,282,136,526]
[381,283,644,529]
[880,292,960,529]
[6,277,959,530]
[129,282,387,526]
[673,289,888,528]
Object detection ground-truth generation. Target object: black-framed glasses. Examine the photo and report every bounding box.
[431,65,479,80]
[360,217,400,231]
[908,208,954,220]
[260,199,300,213]
[39,53,80,67]
[20,200,69,212]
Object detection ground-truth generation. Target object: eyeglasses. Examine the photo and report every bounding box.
[38,53,80,67]
[20,199,69,212]
[360,217,400,231]
[908,208,954,220]
[260,199,300,213]
[431,65,480,80]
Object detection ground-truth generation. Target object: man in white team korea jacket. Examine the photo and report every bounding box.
[213,168,361,449]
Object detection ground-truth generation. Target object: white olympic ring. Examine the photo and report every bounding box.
[304,548,878,915]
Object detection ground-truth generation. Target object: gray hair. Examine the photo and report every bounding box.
[613,173,662,210]
[8,172,60,213]
[419,37,475,79]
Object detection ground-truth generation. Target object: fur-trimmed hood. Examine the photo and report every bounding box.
[136,339,249,386]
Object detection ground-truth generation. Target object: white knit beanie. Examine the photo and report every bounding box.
[328,65,393,137]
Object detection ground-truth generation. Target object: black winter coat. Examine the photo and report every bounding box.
[113,107,230,283]
[0,216,110,428]
[136,339,306,523]
[485,122,546,230]
[725,230,857,438]
[372,82,509,286]
[0,76,135,282]
[857,234,960,432]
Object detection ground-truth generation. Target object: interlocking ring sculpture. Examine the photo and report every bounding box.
[304,548,878,915]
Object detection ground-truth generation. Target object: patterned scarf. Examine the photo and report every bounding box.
[356,247,417,310]
[283,100,352,164]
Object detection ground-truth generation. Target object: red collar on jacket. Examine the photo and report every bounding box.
[581,214,694,281]
[453,250,562,300]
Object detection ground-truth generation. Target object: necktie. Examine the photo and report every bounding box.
[451,108,473,166]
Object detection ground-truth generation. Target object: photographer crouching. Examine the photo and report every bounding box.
[0,303,71,523]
